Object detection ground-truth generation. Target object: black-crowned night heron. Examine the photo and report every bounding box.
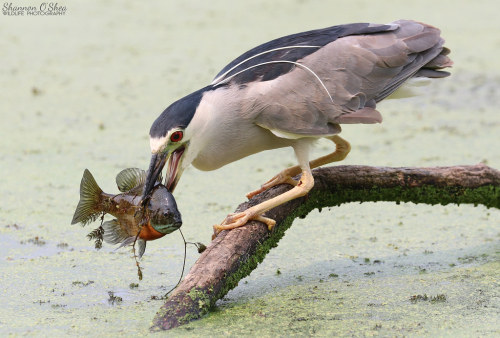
[141,19,452,235]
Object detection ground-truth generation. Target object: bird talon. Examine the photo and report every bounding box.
[254,215,276,231]
[246,171,299,199]
[213,210,277,238]
[212,225,222,240]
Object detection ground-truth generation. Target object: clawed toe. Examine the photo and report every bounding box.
[212,210,276,238]
[254,215,276,231]
[246,173,298,199]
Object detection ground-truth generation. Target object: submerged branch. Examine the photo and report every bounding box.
[151,164,499,331]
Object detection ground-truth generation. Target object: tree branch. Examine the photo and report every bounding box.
[151,164,500,331]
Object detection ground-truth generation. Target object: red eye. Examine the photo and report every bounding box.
[170,131,183,143]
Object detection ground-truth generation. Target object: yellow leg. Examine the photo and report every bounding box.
[214,169,314,235]
[246,135,351,199]
[245,166,301,199]
[309,135,351,168]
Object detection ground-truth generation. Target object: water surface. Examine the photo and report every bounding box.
[1,0,499,336]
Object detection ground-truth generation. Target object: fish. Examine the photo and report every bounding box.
[71,168,182,258]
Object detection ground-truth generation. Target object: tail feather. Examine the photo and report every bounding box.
[71,169,103,225]
[372,20,452,103]
[423,54,453,69]
[402,30,440,53]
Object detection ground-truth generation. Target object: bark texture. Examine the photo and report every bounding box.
[151,164,499,331]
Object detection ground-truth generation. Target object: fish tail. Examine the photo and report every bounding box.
[71,169,104,225]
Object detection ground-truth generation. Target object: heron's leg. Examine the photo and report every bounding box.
[214,168,314,235]
[245,166,301,199]
[308,134,351,168]
[246,135,350,199]
[215,142,314,236]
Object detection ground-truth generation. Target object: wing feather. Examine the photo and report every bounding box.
[237,20,452,137]
[213,23,398,86]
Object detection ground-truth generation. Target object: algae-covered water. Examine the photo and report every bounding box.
[1,0,499,336]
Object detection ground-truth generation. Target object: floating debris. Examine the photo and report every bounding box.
[107,291,123,305]
[410,293,447,303]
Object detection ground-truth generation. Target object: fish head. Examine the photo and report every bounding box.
[146,184,182,234]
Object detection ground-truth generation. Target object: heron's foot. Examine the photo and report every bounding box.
[246,167,301,199]
[213,169,314,239]
[213,211,276,237]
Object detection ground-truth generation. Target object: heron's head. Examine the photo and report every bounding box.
[142,87,210,202]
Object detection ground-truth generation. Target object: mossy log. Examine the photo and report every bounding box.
[151,164,499,331]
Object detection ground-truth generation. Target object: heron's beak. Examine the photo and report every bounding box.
[141,153,167,205]
[165,146,185,192]
[142,145,186,206]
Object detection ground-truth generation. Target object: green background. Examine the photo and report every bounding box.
[1,0,498,336]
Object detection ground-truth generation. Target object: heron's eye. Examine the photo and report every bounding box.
[170,131,183,143]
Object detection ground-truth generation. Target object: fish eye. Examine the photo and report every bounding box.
[170,130,183,143]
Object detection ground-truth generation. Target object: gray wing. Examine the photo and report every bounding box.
[212,22,397,85]
[238,20,452,137]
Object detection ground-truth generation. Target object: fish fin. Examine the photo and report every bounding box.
[115,168,146,192]
[113,236,146,259]
[117,236,136,249]
[137,239,146,259]
[71,169,103,225]
[116,167,163,194]
[102,219,130,245]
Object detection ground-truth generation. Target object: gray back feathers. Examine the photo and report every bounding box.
[233,20,452,137]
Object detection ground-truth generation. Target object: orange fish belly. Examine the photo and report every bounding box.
[139,221,165,241]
